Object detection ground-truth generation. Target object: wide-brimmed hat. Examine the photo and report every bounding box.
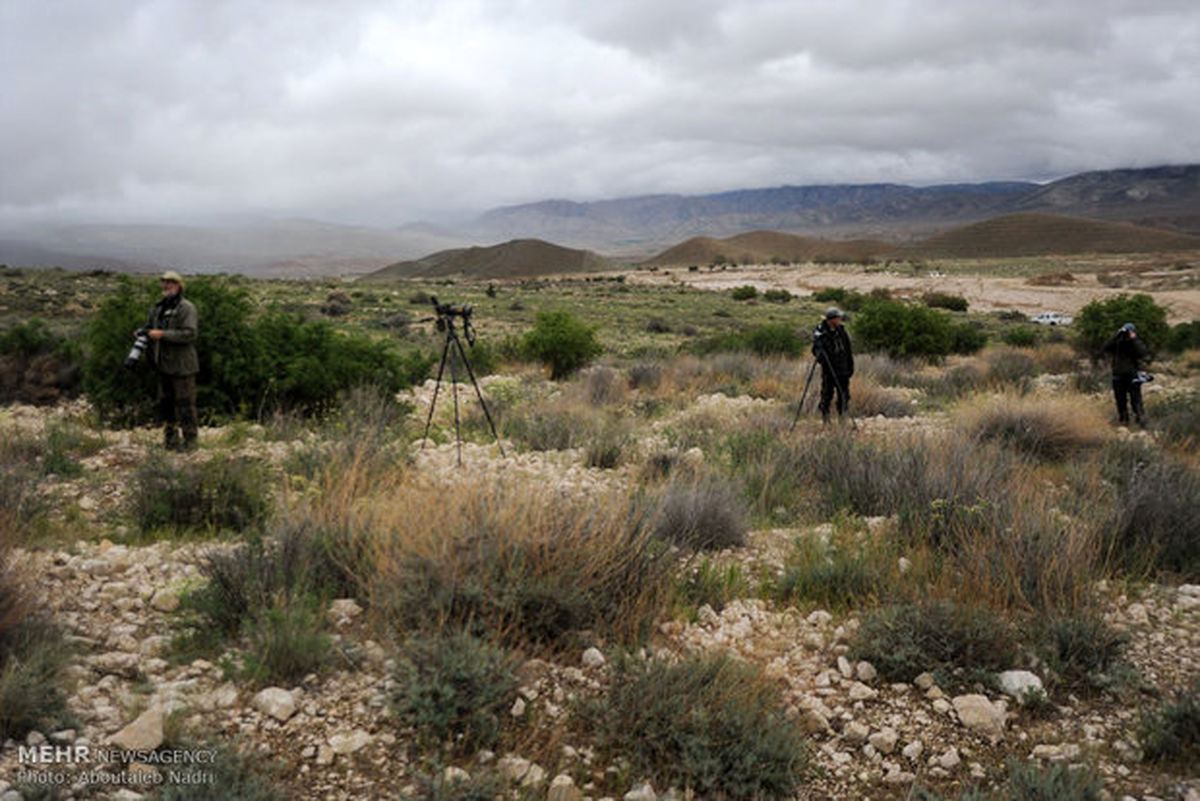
[160,270,184,286]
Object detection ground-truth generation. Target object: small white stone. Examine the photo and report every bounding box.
[581,647,606,668]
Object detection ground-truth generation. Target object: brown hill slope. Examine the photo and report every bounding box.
[904,213,1200,258]
[364,238,613,280]
[646,230,898,266]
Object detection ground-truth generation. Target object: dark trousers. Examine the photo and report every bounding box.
[819,370,851,420]
[158,373,198,445]
[1111,376,1144,424]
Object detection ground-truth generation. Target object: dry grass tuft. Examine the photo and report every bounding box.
[956,393,1107,461]
[363,478,674,651]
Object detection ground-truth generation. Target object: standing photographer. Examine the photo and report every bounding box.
[143,271,199,450]
[813,307,854,424]
[1103,322,1148,427]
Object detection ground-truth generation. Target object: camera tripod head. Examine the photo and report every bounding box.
[427,296,476,345]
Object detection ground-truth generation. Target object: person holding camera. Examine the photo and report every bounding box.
[1103,322,1148,427]
[812,307,854,424]
[143,271,199,450]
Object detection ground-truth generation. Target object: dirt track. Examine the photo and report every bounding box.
[625,264,1200,323]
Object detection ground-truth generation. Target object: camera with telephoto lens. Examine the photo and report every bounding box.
[124,328,151,369]
[429,296,476,344]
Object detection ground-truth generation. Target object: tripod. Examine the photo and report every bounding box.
[420,297,505,465]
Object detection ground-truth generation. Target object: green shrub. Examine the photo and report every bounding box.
[923,292,969,312]
[148,742,283,801]
[131,453,272,535]
[1074,293,1170,358]
[1100,440,1200,579]
[674,558,750,616]
[850,600,1016,689]
[951,322,988,354]
[1003,327,1040,348]
[585,652,809,799]
[521,310,603,380]
[694,323,802,357]
[1003,758,1103,801]
[652,472,747,551]
[173,521,363,661]
[238,600,332,686]
[390,632,520,754]
[1035,614,1131,692]
[854,299,955,360]
[0,617,72,741]
[813,287,870,311]
[762,288,793,303]
[83,277,432,424]
[1148,391,1200,450]
[730,285,758,300]
[1139,677,1200,766]
[0,428,47,536]
[1166,319,1200,352]
[770,529,900,611]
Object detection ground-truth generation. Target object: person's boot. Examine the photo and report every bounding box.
[163,426,180,450]
[182,433,198,451]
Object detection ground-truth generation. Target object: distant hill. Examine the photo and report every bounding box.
[364,238,613,281]
[644,213,1200,265]
[904,213,1200,258]
[468,165,1200,255]
[647,230,899,266]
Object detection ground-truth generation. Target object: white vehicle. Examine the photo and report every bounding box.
[1031,312,1073,326]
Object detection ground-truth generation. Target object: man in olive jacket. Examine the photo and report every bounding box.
[1103,322,1148,426]
[144,271,199,449]
[812,307,854,423]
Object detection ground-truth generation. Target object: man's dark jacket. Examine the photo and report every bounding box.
[1102,331,1146,379]
[813,321,854,376]
[144,294,199,376]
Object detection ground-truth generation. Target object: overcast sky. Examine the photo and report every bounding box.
[3,0,1198,227]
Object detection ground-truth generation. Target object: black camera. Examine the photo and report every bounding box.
[430,295,472,319]
[124,329,151,369]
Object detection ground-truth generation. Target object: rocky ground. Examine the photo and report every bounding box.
[1,392,1199,801]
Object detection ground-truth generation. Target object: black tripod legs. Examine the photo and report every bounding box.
[420,328,505,465]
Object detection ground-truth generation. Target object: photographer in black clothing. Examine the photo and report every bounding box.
[1103,322,1149,427]
[812,307,854,424]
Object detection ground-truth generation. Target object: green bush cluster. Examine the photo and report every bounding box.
[82,276,434,424]
[1073,293,1170,358]
[173,522,361,682]
[694,322,804,357]
[1035,614,1131,692]
[585,653,809,799]
[131,453,272,536]
[1139,677,1200,766]
[0,565,72,740]
[730,284,758,300]
[390,632,521,754]
[812,286,871,311]
[148,742,283,801]
[854,298,984,360]
[850,599,1016,689]
[521,310,603,380]
[922,292,969,312]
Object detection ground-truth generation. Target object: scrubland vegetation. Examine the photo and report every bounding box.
[1,263,1198,799]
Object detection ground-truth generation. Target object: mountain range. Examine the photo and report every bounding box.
[1,164,1197,276]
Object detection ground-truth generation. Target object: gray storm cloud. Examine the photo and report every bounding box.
[1,0,1197,226]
